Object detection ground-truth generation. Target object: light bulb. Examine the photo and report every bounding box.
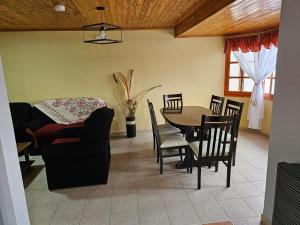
[100,29,106,40]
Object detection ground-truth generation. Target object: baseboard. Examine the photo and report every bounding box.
[240,127,270,137]
[111,129,151,137]
[261,214,272,225]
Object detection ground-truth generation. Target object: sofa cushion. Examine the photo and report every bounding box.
[52,138,80,144]
[35,123,84,140]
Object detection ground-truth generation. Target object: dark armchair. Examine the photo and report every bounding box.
[42,107,114,190]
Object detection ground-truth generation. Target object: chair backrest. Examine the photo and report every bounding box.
[209,95,225,114]
[163,93,183,110]
[147,99,155,133]
[147,101,162,147]
[198,114,237,159]
[224,99,244,138]
[80,107,114,150]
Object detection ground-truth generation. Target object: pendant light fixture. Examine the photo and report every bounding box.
[82,6,122,44]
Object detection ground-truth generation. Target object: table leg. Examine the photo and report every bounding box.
[24,149,30,162]
[176,127,197,169]
[20,149,34,172]
[175,127,212,169]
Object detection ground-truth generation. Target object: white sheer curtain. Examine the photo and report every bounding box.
[233,45,278,129]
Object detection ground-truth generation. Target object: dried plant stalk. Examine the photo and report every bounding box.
[113,70,161,118]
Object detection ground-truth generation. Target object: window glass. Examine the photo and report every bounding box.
[243,79,254,92]
[264,79,271,93]
[229,64,241,77]
[229,78,240,91]
[271,79,275,94]
[230,51,238,62]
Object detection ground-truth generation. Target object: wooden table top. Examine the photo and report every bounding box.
[17,142,32,153]
[160,106,213,127]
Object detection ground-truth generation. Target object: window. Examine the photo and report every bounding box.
[225,50,275,100]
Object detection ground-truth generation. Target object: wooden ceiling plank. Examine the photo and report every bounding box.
[175,0,237,37]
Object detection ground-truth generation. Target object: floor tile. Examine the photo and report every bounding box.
[232,182,262,198]
[193,201,228,224]
[210,188,240,201]
[139,209,170,225]
[219,199,257,219]
[109,211,139,225]
[243,196,264,215]
[137,193,165,210]
[252,180,266,194]
[50,219,80,225]
[83,196,111,216]
[111,194,138,213]
[231,217,261,225]
[52,201,84,221]
[239,169,266,182]
[29,203,58,224]
[80,213,110,225]
[167,205,201,225]
[187,189,216,205]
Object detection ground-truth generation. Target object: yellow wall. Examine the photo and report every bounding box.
[228,97,273,135]
[0,30,225,132]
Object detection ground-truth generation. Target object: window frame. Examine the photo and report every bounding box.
[224,50,275,100]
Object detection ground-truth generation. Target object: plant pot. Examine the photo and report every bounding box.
[126,116,136,138]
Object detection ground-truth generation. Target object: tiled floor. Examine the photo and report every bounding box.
[24,129,268,225]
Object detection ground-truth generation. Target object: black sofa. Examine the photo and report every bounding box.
[9,102,83,155]
[42,107,114,190]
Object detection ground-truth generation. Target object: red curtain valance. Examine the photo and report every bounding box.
[224,30,279,53]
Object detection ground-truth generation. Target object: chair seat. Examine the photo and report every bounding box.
[160,133,188,148]
[158,124,181,134]
[189,140,230,157]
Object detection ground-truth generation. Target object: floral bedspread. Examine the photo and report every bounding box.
[34,97,107,124]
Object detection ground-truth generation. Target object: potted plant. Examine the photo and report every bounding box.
[113,70,161,138]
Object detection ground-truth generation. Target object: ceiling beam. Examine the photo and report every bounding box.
[175,0,237,37]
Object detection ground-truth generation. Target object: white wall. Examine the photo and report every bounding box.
[0,57,30,225]
[263,0,300,220]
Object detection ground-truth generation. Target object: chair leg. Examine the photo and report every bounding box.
[208,162,212,169]
[156,142,159,163]
[197,161,202,189]
[232,142,237,166]
[227,160,232,187]
[179,148,183,162]
[159,149,163,174]
[153,135,156,150]
[215,161,219,172]
[185,148,190,173]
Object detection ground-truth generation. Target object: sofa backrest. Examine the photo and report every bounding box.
[9,102,32,122]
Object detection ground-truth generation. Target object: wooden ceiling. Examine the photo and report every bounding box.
[0,0,282,37]
[176,0,282,37]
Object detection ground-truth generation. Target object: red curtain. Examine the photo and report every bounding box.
[224,30,279,53]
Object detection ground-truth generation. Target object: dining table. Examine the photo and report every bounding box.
[160,105,214,168]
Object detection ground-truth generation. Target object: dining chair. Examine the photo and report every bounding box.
[148,101,190,174]
[224,99,244,166]
[210,95,225,114]
[163,93,183,110]
[189,114,237,189]
[147,100,181,162]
